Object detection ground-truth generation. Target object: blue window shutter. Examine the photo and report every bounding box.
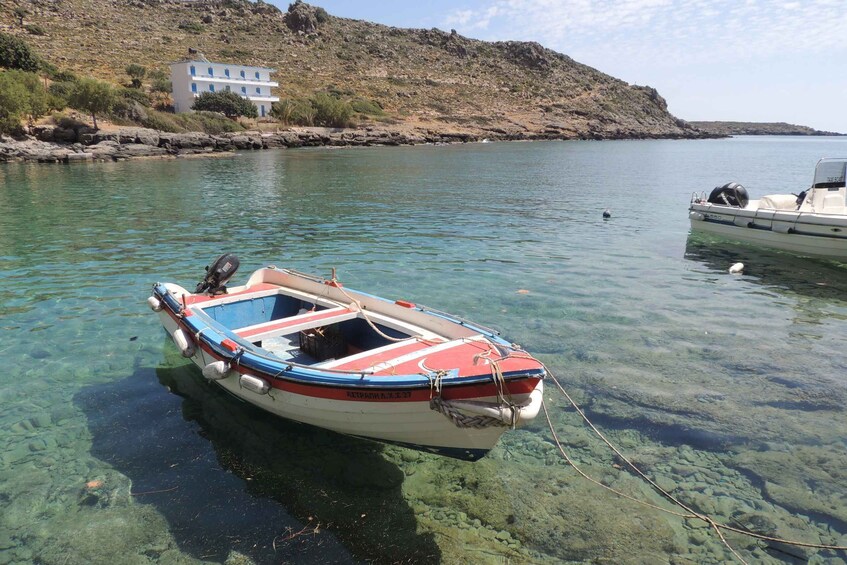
[225,69,230,77]
[191,83,197,92]
[208,67,213,76]
[190,65,196,76]
[210,84,214,92]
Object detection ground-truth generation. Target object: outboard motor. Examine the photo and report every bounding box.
[707,182,749,208]
[195,253,240,295]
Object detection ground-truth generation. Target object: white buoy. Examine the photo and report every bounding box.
[202,360,231,380]
[147,296,163,311]
[239,374,270,395]
[172,328,195,357]
[729,262,744,274]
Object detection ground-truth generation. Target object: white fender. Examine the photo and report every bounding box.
[689,211,705,221]
[449,381,544,426]
[147,296,163,312]
[172,328,195,358]
[202,360,231,380]
[240,374,269,395]
[729,262,744,274]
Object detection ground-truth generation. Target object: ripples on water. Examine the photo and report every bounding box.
[1,137,847,563]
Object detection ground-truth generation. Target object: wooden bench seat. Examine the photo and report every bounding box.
[234,306,359,342]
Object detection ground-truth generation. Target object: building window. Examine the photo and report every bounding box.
[208,67,213,76]
[241,86,246,94]
[224,68,230,77]
[255,71,260,79]
[190,65,196,76]
[209,84,215,92]
[260,105,265,117]
[240,70,245,78]
[191,83,197,93]
[255,87,261,94]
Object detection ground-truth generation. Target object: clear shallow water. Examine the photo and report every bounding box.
[2,136,847,564]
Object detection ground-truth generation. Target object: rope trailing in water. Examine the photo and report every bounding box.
[542,363,847,562]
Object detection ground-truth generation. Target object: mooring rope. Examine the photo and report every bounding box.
[541,363,847,562]
[332,282,412,343]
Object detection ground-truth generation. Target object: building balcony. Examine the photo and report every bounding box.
[189,75,279,87]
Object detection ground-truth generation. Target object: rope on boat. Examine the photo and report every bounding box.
[429,396,510,429]
[541,363,847,563]
[333,281,412,344]
[427,349,519,429]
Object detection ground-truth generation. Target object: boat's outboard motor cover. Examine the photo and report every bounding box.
[707,182,749,208]
[195,253,240,294]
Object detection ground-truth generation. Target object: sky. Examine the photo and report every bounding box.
[268,0,847,133]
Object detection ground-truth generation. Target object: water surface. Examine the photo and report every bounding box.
[2,136,847,563]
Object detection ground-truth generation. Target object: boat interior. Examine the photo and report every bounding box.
[190,285,447,370]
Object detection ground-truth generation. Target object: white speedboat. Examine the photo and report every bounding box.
[689,158,847,259]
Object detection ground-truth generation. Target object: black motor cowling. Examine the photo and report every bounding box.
[707,182,749,208]
[195,253,240,294]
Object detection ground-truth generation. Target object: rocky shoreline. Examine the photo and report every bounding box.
[0,124,715,164]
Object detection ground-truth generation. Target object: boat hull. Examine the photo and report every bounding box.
[689,204,847,259]
[152,268,546,460]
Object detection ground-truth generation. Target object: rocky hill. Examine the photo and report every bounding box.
[0,0,710,140]
[688,121,844,136]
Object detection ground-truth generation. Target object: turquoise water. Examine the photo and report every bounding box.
[2,136,847,564]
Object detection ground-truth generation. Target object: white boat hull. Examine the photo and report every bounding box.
[689,204,847,259]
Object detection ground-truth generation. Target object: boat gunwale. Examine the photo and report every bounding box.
[152,282,545,390]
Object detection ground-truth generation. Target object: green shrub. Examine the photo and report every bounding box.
[138,109,245,134]
[192,90,257,119]
[125,63,146,88]
[270,97,313,125]
[0,32,41,72]
[151,78,172,93]
[310,92,352,127]
[49,69,78,83]
[351,97,384,116]
[314,7,329,23]
[0,70,53,134]
[140,109,183,132]
[117,86,151,106]
[24,24,46,36]
[178,21,204,34]
[47,80,75,107]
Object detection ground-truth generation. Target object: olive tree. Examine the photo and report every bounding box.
[68,78,115,130]
[192,90,258,119]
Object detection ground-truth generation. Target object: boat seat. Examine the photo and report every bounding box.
[820,194,846,215]
[234,306,359,342]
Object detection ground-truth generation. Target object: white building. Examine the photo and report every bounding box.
[169,58,280,117]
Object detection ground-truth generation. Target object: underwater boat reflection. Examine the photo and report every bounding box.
[76,350,440,564]
[684,233,847,303]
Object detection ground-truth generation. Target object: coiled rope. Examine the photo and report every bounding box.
[542,363,847,563]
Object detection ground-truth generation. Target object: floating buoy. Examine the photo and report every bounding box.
[602,209,611,219]
[147,296,163,311]
[729,262,744,274]
[172,328,195,357]
[239,374,269,395]
[517,289,530,295]
[202,360,231,380]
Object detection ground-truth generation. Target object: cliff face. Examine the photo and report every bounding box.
[0,0,707,139]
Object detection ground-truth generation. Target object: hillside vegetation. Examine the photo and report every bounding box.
[0,0,706,139]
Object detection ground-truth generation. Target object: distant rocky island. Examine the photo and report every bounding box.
[689,121,845,136]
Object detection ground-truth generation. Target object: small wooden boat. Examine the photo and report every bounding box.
[689,158,847,259]
[149,258,546,460]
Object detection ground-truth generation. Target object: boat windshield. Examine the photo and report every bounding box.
[813,158,847,188]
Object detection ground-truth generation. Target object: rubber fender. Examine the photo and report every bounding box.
[172,328,195,358]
